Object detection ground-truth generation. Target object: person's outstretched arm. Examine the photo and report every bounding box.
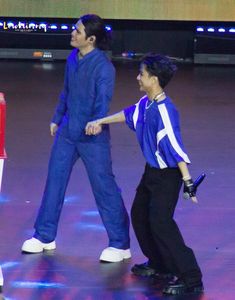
[85,111,125,135]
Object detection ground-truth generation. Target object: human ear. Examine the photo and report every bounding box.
[154,76,160,86]
[89,35,96,43]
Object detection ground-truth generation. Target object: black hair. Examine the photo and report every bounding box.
[80,14,111,50]
[141,54,177,88]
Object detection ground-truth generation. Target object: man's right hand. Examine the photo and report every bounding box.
[50,122,58,136]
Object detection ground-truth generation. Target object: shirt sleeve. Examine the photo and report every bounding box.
[158,104,190,164]
[124,105,137,131]
[51,62,68,125]
[92,62,115,119]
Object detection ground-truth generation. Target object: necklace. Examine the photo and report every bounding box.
[145,100,155,109]
[144,100,154,122]
[144,91,166,122]
[145,91,165,109]
[153,91,165,101]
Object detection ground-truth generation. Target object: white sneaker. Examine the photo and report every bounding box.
[0,266,3,290]
[99,247,131,262]
[21,238,56,253]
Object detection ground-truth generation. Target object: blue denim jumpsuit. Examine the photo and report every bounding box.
[34,48,130,249]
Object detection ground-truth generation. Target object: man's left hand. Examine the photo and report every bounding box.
[183,179,198,203]
[85,121,102,135]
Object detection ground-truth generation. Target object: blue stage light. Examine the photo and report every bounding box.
[0,195,9,203]
[11,281,65,289]
[64,195,79,203]
[196,24,235,35]
[207,27,215,32]
[0,18,112,34]
[75,222,105,231]
[196,27,204,32]
[61,25,68,30]
[1,261,20,269]
[105,25,112,31]
[81,210,99,217]
[50,25,57,30]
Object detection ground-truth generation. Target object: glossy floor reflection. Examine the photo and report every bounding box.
[0,60,235,299]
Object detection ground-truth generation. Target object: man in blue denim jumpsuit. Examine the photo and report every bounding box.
[22,14,131,262]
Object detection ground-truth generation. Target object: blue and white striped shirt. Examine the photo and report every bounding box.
[124,95,190,169]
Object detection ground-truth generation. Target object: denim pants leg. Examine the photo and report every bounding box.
[34,134,79,242]
[78,142,130,249]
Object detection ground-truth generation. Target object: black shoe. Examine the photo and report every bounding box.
[154,272,174,280]
[131,262,173,279]
[131,262,156,277]
[163,278,204,295]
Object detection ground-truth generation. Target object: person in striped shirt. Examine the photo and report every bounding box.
[85,54,203,295]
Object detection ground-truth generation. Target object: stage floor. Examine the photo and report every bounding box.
[0,59,235,300]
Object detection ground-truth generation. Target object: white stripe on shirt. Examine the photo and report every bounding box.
[155,128,168,168]
[133,97,145,129]
[156,128,167,143]
[158,104,190,163]
[155,150,168,168]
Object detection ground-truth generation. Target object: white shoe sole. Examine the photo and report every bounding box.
[21,238,56,253]
[100,248,131,262]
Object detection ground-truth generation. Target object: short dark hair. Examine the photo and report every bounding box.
[141,54,177,88]
[80,14,111,50]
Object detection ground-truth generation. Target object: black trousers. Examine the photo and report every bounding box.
[131,164,202,286]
